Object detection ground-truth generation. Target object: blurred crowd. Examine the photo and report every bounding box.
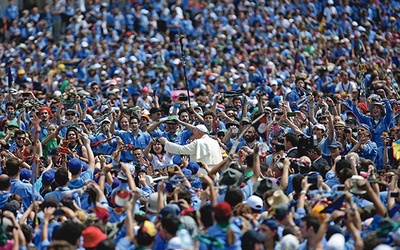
[0,0,400,249]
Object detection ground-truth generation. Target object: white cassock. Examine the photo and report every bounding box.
[164,134,223,168]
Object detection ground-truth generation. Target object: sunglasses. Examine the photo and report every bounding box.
[16,137,26,140]
[66,113,75,116]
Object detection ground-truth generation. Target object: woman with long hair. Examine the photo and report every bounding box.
[63,127,88,163]
[143,138,173,170]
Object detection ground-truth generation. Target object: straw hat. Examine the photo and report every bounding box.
[267,189,289,207]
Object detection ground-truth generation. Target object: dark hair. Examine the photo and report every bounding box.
[52,221,84,246]
[335,159,351,176]
[177,185,192,207]
[284,132,299,147]
[5,158,20,176]
[129,115,139,123]
[245,153,254,168]
[292,174,305,196]
[178,108,189,116]
[5,102,15,109]
[54,168,69,186]
[20,224,32,245]
[203,110,216,119]
[13,130,25,138]
[0,175,10,190]
[338,168,353,184]
[301,215,320,233]
[199,204,214,229]
[96,239,116,250]
[225,186,244,208]
[161,214,181,236]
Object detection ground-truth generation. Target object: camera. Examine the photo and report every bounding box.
[272,137,285,152]
[298,134,318,156]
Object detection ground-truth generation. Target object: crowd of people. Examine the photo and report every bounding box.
[0,0,399,249]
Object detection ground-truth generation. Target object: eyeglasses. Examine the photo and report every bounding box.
[66,113,75,116]
[16,137,26,140]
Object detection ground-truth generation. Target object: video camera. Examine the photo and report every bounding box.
[298,134,318,156]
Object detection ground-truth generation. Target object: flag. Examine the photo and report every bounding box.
[320,194,346,214]
[7,67,13,88]
[393,139,400,160]
[253,113,268,140]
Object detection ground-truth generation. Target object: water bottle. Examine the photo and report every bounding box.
[177,228,194,250]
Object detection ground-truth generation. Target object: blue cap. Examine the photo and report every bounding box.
[261,219,279,230]
[68,158,84,175]
[359,123,371,133]
[328,141,343,149]
[66,71,74,77]
[190,176,202,189]
[182,168,192,179]
[42,169,55,185]
[187,161,200,175]
[20,168,32,180]
[158,204,181,219]
[172,155,182,165]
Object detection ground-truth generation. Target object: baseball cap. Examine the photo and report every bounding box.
[314,123,326,132]
[20,168,32,181]
[68,158,86,175]
[42,170,55,185]
[244,195,263,211]
[158,204,180,219]
[214,202,232,217]
[334,121,346,127]
[328,141,343,149]
[81,226,107,248]
[2,200,21,214]
[186,161,200,175]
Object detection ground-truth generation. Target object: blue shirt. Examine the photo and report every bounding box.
[0,191,11,209]
[115,130,151,162]
[10,178,43,211]
[68,169,94,189]
[199,223,242,250]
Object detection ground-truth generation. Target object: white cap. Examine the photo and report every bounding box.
[244,195,263,210]
[81,41,89,47]
[352,21,358,26]
[270,79,278,86]
[238,63,245,68]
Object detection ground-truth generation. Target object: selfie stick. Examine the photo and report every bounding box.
[179,35,191,107]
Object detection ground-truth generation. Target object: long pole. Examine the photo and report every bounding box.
[179,35,191,107]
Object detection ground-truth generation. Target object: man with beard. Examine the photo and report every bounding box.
[236,126,260,152]
[159,124,222,168]
[12,130,35,169]
[34,106,52,142]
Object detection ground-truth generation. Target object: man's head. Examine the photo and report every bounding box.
[0,174,11,191]
[160,214,181,241]
[244,126,257,143]
[149,107,162,122]
[300,215,320,240]
[284,133,299,151]
[5,158,20,177]
[203,110,216,126]
[130,116,139,132]
[193,124,208,139]
[307,146,322,161]
[14,130,26,147]
[340,71,349,84]
[328,141,343,159]
[133,148,144,162]
[178,109,189,123]
[54,167,69,187]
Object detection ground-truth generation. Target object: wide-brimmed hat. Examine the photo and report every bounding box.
[368,101,385,116]
[219,168,244,186]
[267,189,289,207]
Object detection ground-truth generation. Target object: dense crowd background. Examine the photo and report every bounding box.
[0,0,399,249]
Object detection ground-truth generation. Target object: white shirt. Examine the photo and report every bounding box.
[164,134,222,168]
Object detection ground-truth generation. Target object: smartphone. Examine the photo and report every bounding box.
[271,125,280,131]
[337,185,345,191]
[287,112,296,117]
[390,192,400,198]
[167,166,177,174]
[22,92,31,97]
[112,162,121,171]
[179,96,188,101]
[308,176,318,185]
[53,209,66,216]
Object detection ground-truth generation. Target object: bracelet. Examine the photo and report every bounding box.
[300,190,307,195]
[100,172,106,176]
